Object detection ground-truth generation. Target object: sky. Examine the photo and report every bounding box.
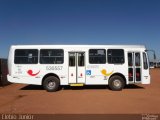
[0,0,160,61]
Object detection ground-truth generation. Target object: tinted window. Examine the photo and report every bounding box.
[89,49,106,64]
[143,52,148,69]
[135,53,140,66]
[107,49,124,64]
[78,53,85,66]
[128,53,133,66]
[14,49,38,64]
[69,53,76,66]
[40,49,64,64]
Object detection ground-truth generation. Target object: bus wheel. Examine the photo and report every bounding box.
[43,76,60,92]
[109,75,125,91]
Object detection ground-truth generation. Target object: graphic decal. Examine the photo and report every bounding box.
[101,69,113,76]
[27,70,40,76]
[86,70,91,75]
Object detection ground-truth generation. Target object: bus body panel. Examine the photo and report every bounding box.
[7,45,150,87]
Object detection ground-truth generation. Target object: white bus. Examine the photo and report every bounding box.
[7,45,150,92]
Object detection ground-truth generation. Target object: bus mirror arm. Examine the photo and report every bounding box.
[145,49,156,60]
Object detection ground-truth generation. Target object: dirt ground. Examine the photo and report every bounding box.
[0,69,160,114]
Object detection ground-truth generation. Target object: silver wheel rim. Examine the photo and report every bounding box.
[48,81,55,89]
[113,79,122,88]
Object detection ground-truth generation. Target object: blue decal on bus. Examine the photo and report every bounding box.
[86,70,91,75]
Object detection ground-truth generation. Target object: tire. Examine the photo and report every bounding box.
[109,75,125,91]
[43,76,60,92]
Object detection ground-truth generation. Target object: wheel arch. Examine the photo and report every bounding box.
[42,73,60,85]
[109,72,127,85]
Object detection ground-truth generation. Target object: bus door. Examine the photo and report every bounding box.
[68,52,85,83]
[128,52,141,83]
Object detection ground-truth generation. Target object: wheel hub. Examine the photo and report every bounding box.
[113,80,121,88]
[48,81,55,88]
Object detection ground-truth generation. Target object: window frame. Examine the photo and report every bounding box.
[40,49,64,64]
[89,49,106,64]
[143,52,149,70]
[78,52,85,66]
[14,49,39,64]
[107,49,125,64]
[69,53,76,67]
[135,52,141,66]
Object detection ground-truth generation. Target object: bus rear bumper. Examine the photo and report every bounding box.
[7,74,42,85]
[7,75,16,83]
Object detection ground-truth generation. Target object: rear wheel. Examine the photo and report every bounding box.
[109,75,125,91]
[43,76,60,92]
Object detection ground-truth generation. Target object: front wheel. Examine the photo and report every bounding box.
[43,76,60,92]
[109,75,125,91]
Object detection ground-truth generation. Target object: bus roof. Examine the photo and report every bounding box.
[10,45,146,49]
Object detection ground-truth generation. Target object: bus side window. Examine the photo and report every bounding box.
[89,49,106,64]
[40,49,64,64]
[107,49,124,64]
[14,49,38,64]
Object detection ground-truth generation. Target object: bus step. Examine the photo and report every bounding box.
[70,83,84,86]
